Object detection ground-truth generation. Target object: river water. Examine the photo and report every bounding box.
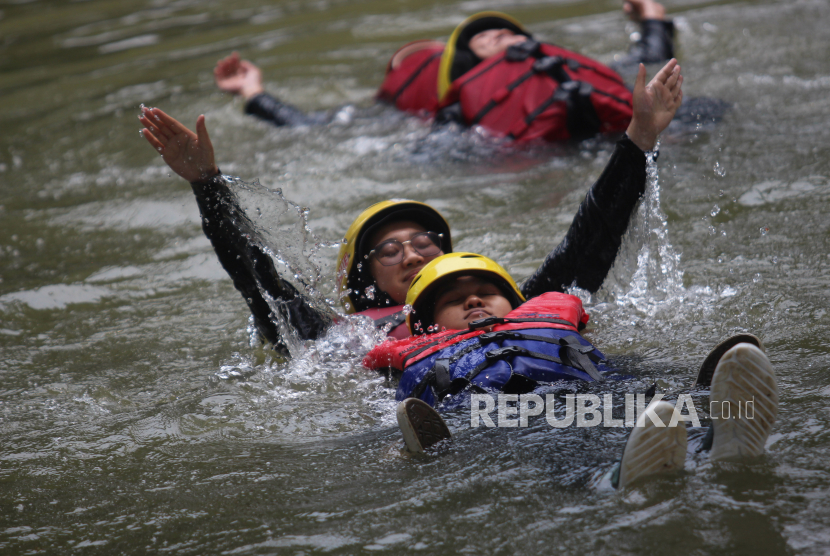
[2,0,830,554]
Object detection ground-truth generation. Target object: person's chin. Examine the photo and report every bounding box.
[464,310,491,322]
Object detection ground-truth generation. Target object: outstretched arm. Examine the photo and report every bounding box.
[214,52,265,100]
[625,59,683,150]
[520,59,682,298]
[213,52,331,128]
[138,107,331,349]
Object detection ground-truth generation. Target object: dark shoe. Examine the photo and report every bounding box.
[709,343,778,461]
[397,398,451,453]
[694,334,764,387]
[617,400,687,488]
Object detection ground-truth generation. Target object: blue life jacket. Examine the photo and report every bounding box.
[364,292,610,406]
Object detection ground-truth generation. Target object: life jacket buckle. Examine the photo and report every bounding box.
[469,316,506,329]
[505,39,540,62]
[532,55,564,74]
[485,345,527,361]
[479,330,518,343]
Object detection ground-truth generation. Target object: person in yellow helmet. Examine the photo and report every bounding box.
[367,254,778,492]
[138,36,681,350]
[214,0,679,140]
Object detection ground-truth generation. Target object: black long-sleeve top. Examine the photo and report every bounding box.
[190,136,647,352]
[190,178,331,352]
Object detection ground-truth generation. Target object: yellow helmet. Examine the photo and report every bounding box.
[405,252,525,334]
[336,200,451,313]
[437,11,530,101]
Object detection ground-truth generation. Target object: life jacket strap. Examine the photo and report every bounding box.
[470,70,536,125]
[401,329,479,366]
[468,316,578,330]
[413,339,606,403]
[473,39,627,142]
[557,335,605,382]
[469,44,570,127]
[393,51,443,103]
[479,330,605,362]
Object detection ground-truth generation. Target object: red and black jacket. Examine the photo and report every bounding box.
[376,43,444,116]
[439,40,633,143]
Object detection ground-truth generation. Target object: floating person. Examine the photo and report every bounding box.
[213,0,676,142]
[138,55,682,353]
[365,253,778,489]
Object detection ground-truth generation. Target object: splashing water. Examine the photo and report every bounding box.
[218,176,344,343]
[229,177,339,297]
[600,145,685,315]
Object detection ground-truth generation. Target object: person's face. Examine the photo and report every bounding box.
[468,29,528,60]
[368,221,445,304]
[431,275,513,331]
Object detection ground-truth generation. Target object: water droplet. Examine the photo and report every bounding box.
[364,286,375,300]
[711,205,721,217]
[713,162,726,177]
[760,226,769,236]
[402,305,414,315]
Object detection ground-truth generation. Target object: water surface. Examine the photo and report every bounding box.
[2,0,830,554]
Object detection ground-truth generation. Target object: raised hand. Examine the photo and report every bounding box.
[624,0,666,22]
[625,58,683,151]
[214,52,265,100]
[139,107,219,183]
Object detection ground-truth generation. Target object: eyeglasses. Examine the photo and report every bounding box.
[367,231,444,266]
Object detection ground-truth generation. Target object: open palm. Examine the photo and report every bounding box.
[626,59,683,151]
[139,107,218,183]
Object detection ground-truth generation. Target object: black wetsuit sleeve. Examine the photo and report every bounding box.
[520,136,647,298]
[190,173,332,350]
[612,19,675,70]
[244,92,333,127]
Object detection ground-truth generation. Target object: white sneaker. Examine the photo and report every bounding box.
[396,398,451,453]
[694,334,764,387]
[617,400,688,488]
[709,343,778,461]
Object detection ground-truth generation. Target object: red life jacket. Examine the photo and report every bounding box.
[376,43,444,116]
[364,291,589,372]
[357,305,410,340]
[439,40,633,143]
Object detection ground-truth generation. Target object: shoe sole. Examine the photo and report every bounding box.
[618,401,688,488]
[397,398,451,453]
[694,334,764,387]
[709,343,778,461]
